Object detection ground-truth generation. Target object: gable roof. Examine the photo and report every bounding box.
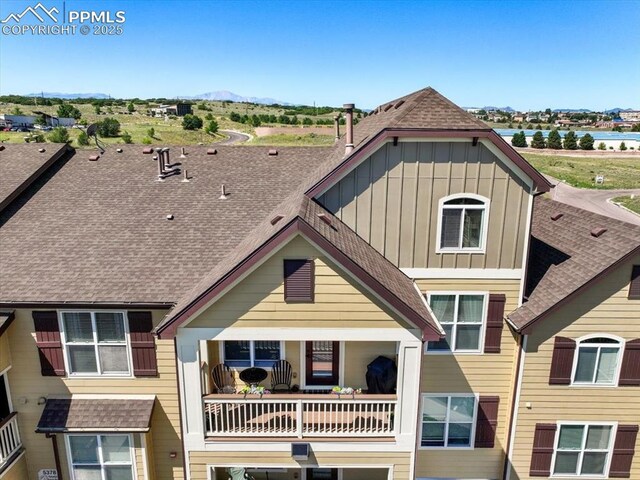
[155,195,442,341]
[508,197,640,332]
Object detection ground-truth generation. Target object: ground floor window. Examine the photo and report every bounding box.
[553,423,614,476]
[67,434,134,480]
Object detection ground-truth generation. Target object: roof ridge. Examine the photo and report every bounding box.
[388,88,434,128]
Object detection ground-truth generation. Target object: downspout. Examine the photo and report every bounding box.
[503,333,527,480]
[46,433,64,480]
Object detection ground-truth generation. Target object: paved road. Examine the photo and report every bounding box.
[547,176,640,225]
[214,130,251,145]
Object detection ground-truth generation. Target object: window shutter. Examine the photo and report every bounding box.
[475,395,499,448]
[33,311,65,376]
[530,423,557,476]
[609,425,638,478]
[284,259,314,302]
[628,265,640,299]
[484,294,506,353]
[619,339,640,386]
[549,336,576,385]
[128,311,157,377]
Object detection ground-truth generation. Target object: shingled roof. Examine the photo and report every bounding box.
[508,197,640,332]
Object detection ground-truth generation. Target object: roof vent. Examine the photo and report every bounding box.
[207,148,217,155]
[39,148,46,153]
[88,155,100,161]
[219,184,228,200]
[180,147,187,158]
[383,103,393,112]
[181,169,190,182]
[268,149,278,156]
[550,213,564,221]
[394,100,405,109]
[591,227,607,238]
[142,147,153,154]
[116,148,123,153]
[0,145,5,151]
[270,214,284,225]
[317,213,332,226]
[166,214,174,220]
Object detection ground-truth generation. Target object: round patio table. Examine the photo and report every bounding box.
[239,367,268,386]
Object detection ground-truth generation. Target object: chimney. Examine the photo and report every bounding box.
[343,103,354,154]
[161,147,171,168]
[334,115,340,142]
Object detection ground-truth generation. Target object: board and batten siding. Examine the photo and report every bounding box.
[188,451,410,480]
[0,329,11,373]
[414,278,522,479]
[509,255,640,479]
[0,453,28,480]
[317,141,532,270]
[187,235,409,330]
[5,309,182,480]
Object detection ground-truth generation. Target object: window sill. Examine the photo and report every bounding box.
[436,248,486,255]
[418,445,475,450]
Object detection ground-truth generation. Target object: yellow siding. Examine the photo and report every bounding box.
[6,309,183,480]
[189,236,407,330]
[189,451,410,480]
[318,141,532,270]
[510,256,640,480]
[0,452,28,480]
[0,330,10,373]
[414,278,522,479]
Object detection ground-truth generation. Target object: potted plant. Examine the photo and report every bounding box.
[239,385,271,398]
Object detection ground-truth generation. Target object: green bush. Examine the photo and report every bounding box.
[620,142,627,151]
[511,131,528,148]
[182,114,203,130]
[547,130,562,149]
[147,127,155,138]
[47,126,69,143]
[97,118,121,137]
[77,131,90,146]
[597,142,606,150]
[531,131,546,149]
[579,133,595,150]
[142,137,152,145]
[205,119,219,135]
[121,131,132,144]
[563,131,578,150]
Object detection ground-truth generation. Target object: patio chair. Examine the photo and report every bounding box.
[270,360,293,393]
[211,363,235,393]
[228,467,255,480]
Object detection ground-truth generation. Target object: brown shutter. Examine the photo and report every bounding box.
[484,294,506,353]
[33,311,65,376]
[284,259,314,302]
[128,311,157,377]
[530,423,557,476]
[609,425,638,478]
[619,339,640,386]
[475,395,499,448]
[628,265,640,299]
[549,336,576,385]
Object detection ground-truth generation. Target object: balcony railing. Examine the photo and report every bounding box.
[0,412,22,469]
[203,393,396,438]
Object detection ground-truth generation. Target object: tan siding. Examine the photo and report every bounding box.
[189,451,410,480]
[0,330,11,373]
[318,141,532,270]
[6,309,183,480]
[510,256,640,480]
[188,236,407,330]
[415,278,521,479]
[0,452,28,480]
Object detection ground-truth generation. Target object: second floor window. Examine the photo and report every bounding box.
[421,395,477,448]
[438,195,488,252]
[573,337,621,385]
[426,294,487,353]
[61,311,130,376]
[223,340,282,368]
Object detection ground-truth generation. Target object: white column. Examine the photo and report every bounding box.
[177,331,205,451]
[395,340,422,449]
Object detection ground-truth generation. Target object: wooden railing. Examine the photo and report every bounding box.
[0,412,21,469]
[203,394,396,438]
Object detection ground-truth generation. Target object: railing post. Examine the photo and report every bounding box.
[296,399,303,438]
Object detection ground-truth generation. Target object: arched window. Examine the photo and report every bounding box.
[572,336,623,385]
[437,195,489,252]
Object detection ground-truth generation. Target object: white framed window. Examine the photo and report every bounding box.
[552,423,616,477]
[420,394,478,448]
[222,340,283,368]
[66,434,135,480]
[60,311,132,377]
[425,293,487,353]
[436,194,489,253]
[572,336,623,386]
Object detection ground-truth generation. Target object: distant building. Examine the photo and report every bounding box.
[619,110,640,122]
[0,113,75,128]
[150,103,193,117]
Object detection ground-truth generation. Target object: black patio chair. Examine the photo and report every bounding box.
[270,360,293,393]
[211,363,235,393]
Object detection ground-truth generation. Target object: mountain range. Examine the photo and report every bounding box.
[184,90,291,105]
[26,92,110,99]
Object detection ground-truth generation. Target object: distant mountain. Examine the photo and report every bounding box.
[604,107,635,114]
[552,108,592,113]
[26,92,110,99]
[482,106,515,113]
[187,90,291,105]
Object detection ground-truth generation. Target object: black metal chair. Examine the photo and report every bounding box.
[270,360,293,392]
[211,363,235,393]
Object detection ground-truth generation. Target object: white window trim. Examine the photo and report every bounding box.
[220,340,285,370]
[58,310,134,378]
[419,393,479,450]
[65,433,137,480]
[551,421,617,478]
[299,340,345,390]
[424,292,488,355]
[435,193,490,254]
[570,334,625,387]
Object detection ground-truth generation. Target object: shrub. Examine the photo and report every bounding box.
[182,114,203,130]
[205,113,214,121]
[127,102,135,113]
[536,124,542,130]
[563,131,578,150]
[511,131,528,148]
[47,126,69,143]
[620,142,627,151]
[579,133,595,150]
[507,123,513,128]
[547,130,563,149]
[205,119,219,134]
[96,118,121,137]
[526,123,534,129]
[142,137,152,145]
[597,142,606,150]
[77,130,90,146]
[121,131,132,144]
[147,127,155,138]
[531,131,546,149]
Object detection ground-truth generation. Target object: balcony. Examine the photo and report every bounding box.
[0,412,22,472]
[204,393,396,439]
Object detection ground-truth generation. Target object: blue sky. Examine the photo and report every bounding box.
[1,0,639,110]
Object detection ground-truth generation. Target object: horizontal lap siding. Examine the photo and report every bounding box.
[7,309,183,480]
[414,278,522,479]
[510,256,640,480]
[189,236,406,330]
[317,141,531,270]
[0,452,28,480]
[189,451,411,480]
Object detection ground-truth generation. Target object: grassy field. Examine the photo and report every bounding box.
[611,196,640,214]
[521,152,640,189]
[248,133,334,146]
